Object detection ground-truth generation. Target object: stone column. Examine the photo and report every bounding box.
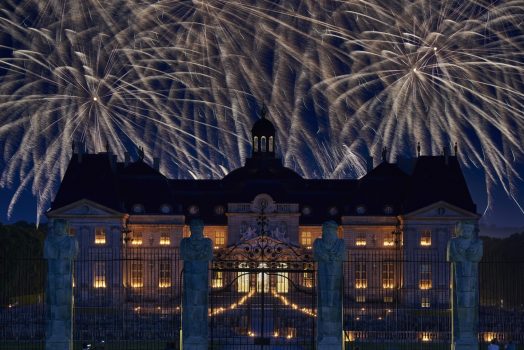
[180,219,213,350]
[447,220,483,350]
[44,219,79,350]
[313,220,345,350]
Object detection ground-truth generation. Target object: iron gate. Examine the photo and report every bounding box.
[209,236,317,350]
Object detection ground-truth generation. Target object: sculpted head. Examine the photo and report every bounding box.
[53,219,68,236]
[322,220,339,244]
[456,220,476,239]
[189,219,205,239]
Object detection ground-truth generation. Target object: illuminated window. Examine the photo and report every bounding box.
[356,295,366,303]
[212,271,223,288]
[269,136,274,152]
[238,263,250,293]
[277,272,288,293]
[383,237,395,247]
[419,264,432,290]
[384,296,393,303]
[215,231,225,247]
[159,261,171,288]
[95,227,106,245]
[355,263,367,289]
[420,230,432,246]
[253,136,259,152]
[93,262,106,288]
[159,232,171,246]
[131,232,143,245]
[355,234,366,246]
[131,262,144,288]
[303,272,314,288]
[421,296,430,308]
[382,262,394,289]
[301,232,312,247]
[261,136,267,152]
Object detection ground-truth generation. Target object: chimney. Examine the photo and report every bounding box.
[109,154,117,172]
[78,141,84,163]
[153,157,160,171]
[443,146,450,165]
[381,147,388,163]
[124,152,130,167]
[366,156,373,172]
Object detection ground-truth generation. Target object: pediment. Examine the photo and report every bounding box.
[403,201,479,220]
[47,199,123,218]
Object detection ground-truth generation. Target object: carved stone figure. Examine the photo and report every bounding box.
[240,221,257,241]
[313,220,345,349]
[447,220,483,350]
[44,219,79,350]
[180,219,213,350]
[271,221,289,242]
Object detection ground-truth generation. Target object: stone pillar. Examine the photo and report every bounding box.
[313,220,345,350]
[447,220,483,350]
[44,219,79,350]
[180,219,213,350]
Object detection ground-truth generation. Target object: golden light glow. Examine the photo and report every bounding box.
[383,239,395,247]
[419,281,432,290]
[209,290,255,316]
[344,331,356,342]
[420,231,432,246]
[301,232,312,246]
[95,228,106,244]
[158,282,171,288]
[483,332,498,342]
[131,238,143,245]
[159,235,170,245]
[131,282,144,288]
[93,278,106,288]
[273,291,316,317]
[355,281,368,289]
[355,239,366,246]
[421,332,432,342]
[212,271,223,288]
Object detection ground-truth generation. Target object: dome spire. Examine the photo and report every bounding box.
[251,105,276,158]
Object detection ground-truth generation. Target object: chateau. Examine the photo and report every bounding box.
[47,115,479,314]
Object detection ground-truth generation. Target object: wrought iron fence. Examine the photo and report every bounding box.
[479,260,524,348]
[2,251,524,350]
[72,248,182,350]
[343,251,451,350]
[0,256,46,350]
[208,260,317,350]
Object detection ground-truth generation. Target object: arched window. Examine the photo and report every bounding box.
[268,136,274,152]
[253,136,259,152]
[261,136,267,152]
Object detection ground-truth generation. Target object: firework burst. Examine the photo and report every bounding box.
[0,0,523,221]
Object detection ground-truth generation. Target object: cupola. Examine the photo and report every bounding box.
[251,107,276,158]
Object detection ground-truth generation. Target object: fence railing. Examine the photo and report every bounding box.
[1,253,523,350]
[343,252,451,350]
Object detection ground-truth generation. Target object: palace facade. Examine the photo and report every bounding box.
[47,116,479,311]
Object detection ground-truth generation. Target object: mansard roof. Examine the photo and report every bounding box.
[49,151,477,225]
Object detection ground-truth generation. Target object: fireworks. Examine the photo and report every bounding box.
[0,0,523,220]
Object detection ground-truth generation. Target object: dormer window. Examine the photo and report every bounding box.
[132,204,144,213]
